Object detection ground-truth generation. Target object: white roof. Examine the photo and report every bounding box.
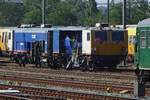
[85,27,126,31]
[53,26,86,31]
[14,28,51,33]
[13,26,86,33]
[138,18,150,27]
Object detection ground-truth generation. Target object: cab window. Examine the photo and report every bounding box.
[94,31,107,43]
[128,35,136,44]
[9,32,11,40]
[2,32,4,43]
[140,30,146,48]
[112,31,124,42]
[5,32,7,43]
[87,32,90,41]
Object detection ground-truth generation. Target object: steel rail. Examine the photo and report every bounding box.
[0,84,136,100]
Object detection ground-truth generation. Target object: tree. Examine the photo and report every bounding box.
[23,8,41,24]
[0,0,150,26]
[23,0,63,25]
[0,0,103,26]
[47,0,102,26]
[82,0,102,26]
[47,2,77,25]
[64,0,102,26]
[127,0,150,24]
[0,3,24,26]
[109,2,122,25]
[22,0,42,24]
[109,0,150,25]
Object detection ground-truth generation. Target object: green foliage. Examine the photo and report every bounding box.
[127,0,150,24]
[109,0,150,25]
[64,0,102,26]
[82,0,102,26]
[0,0,101,26]
[83,13,102,26]
[0,3,25,26]
[109,3,122,25]
[47,2,77,26]
[23,8,41,24]
[22,0,42,24]
[0,0,149,26]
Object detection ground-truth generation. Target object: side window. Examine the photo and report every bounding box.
[2,32,4,43]
[133,36,136,44]
[140,30,146,48]
[87,32,90,41]
[9,32,11,40]
[94,31,107,43]
[112,31,124,42]
[5,32,7,43]
[148,30,150,48]
[128,36,132,43]
[128,35,136,44]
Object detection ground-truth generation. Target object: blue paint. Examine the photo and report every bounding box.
[53,29,60,53]
[13,31,48,52]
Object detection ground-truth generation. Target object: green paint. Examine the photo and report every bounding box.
[136,27,150,69]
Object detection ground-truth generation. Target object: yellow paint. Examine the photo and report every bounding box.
[127,27,136,36]
[128,43,135,55]
[0,28,10,52]
[91,30,128,55]
[127,27,136,55]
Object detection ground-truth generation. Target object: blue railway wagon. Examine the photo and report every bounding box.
[13,28,49,53]
[47,26,85,68]
[51,26,85,54]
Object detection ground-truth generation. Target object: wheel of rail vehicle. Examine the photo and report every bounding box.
[87,61,95,72]
[80,57,89,71]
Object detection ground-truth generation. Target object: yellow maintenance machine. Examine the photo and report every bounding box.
[127,27,136,62]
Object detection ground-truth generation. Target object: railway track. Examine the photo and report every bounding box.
[0,57,144,99]
[0,94,31,100]
[0,67,136,99]
[0,69,136,86]
[0,73,133,94]
[0,93,67,100]
[0,68,138,99]
[0,84,136,100]
[0,63,136,84]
